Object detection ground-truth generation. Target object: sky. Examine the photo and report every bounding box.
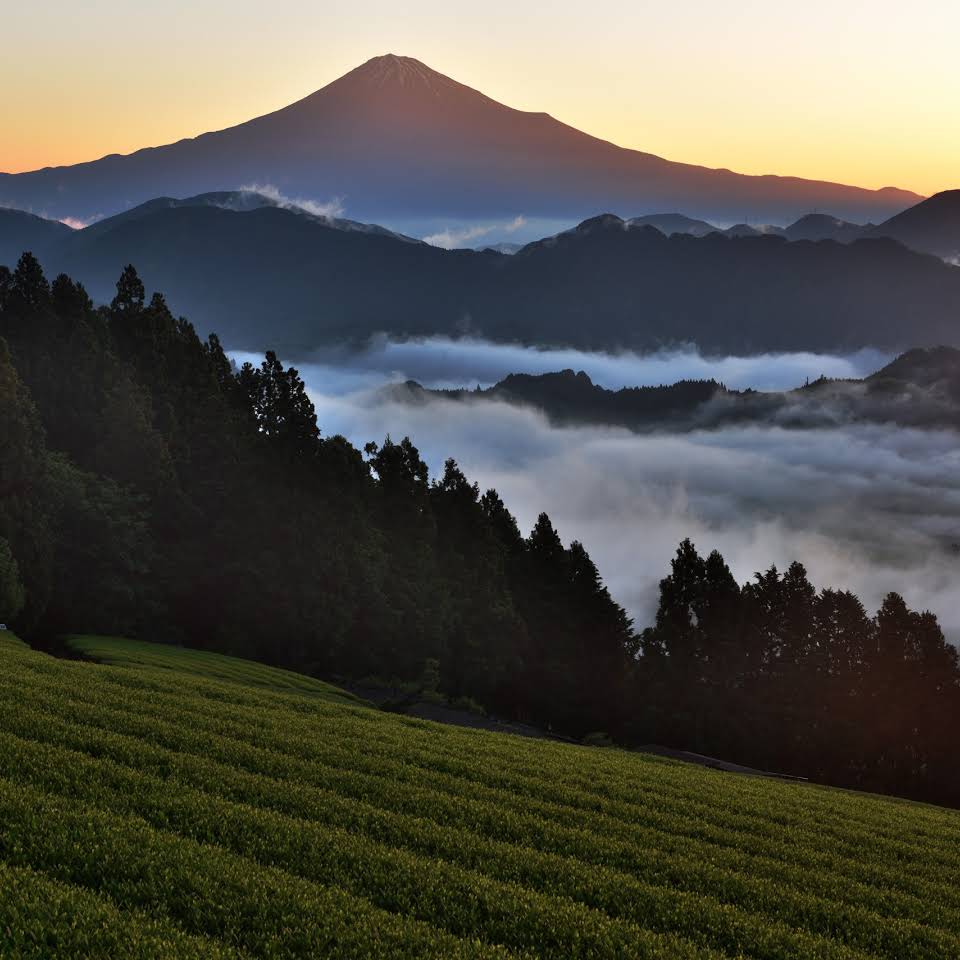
[3,1,958,196]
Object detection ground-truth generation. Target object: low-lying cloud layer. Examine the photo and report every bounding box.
[288,337,891,393]
[231,341,959,639]
[423,216,527,250]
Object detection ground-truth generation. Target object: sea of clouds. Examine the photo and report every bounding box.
[231,339,960,639]
[273,337,891,393]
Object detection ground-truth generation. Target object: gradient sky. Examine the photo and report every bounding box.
[3,0,958,195]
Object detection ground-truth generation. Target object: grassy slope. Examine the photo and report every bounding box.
[66,635,367,706]
[2,635,960,958]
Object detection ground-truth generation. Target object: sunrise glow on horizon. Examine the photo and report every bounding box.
[3,0,959,197]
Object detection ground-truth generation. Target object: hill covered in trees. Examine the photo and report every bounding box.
[631,191,960,258]
[2,254,959,806]
[5,194,960,355]
[0,253,634,738]
[403,346,960,432]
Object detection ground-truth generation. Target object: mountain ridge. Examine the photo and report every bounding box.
[4,191,960,357]
[865,189,960,260]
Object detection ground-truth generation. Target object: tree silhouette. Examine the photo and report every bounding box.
[11,253,49,308]
[111,264,145,315]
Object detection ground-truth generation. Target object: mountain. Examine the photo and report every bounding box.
[18,193,469,349]
[783,213,867,243]
[0,55,921,227]
[730,222,794,238]
[621,194,960,257]
[627,213,718,237]
[6,198,960,356]
[403,347,960,433]
[617,211,865,243]
[75,190,418,243]
[401,370,730,429]
[478,241,524,255]
[868,345,960,396]
[869,190,960,261]
[0,208,72,267]
[620,197,960,257]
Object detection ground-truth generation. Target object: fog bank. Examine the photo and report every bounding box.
[281,337,891,393]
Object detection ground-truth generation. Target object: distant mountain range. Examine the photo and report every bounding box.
[478,241,525,255]
[397,347,960,433]
[628,214,719,238]
[3,189,960,356]
[635,190,960,260]
[0,54,921,226]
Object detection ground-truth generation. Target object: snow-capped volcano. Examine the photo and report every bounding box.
[0,54,920,226]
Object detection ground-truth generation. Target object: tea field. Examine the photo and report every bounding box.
[2,631,959,958]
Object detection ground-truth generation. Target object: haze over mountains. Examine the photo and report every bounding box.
[0,54,921,227]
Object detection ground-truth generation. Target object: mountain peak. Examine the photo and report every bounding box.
[920,189,960,210]
[574,213,627,232]
[337,53,468,99]
[872,189,960,260]
[357,54,433,80]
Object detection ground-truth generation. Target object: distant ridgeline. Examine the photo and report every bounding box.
[2,253,960,808]
[400,348,960,432]
[3,189,960,355]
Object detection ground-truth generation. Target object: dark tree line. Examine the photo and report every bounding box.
[1,253,957,806]
[634,541,960,804]
[0,254,631,739]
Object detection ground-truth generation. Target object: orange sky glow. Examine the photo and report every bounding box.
[2,0,958,197]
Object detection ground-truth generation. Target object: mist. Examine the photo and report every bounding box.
[423,216,527,250]
[236,183,346,220]
[231,340,959,639]
[384,215,574,247]
[278,337,891,393]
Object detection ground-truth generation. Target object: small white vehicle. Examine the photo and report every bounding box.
[0,624,7,631]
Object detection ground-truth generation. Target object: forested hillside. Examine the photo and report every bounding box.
[8,196,960,355]
[2,253,959,807]
[0,253,633,738]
